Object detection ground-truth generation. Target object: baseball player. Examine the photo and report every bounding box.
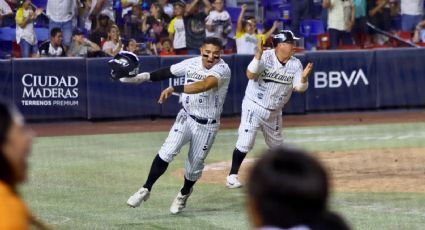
[226,30,314,188]
[109,37,231,214]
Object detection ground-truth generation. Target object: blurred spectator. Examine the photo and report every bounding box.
[102,24,123,56]
[67,28,101,57]
[125,38,141,55]
[322,0,355,49]
[142,2,170,44]
[15,0,43,58]
[184,0,212,54]
[120,0,138,18]
[0,0,13,27]
[38,27,66,57]
[46,0,76,50]
[413,20,425,43]
[168,1,186,54]
[90,0,114,22]
[205,0,232,47]
[89,14,110,47]
[246,146,351,230]
[290,0,314,36]
[400,0,424,32]
[351,0,367,46]
[235,4,279,54]
[159,38,175,55]
[78,0,92,32]
[158,0,173,18]
[368,0,391,45]
[0,99,50,230]
[123,5,145,41]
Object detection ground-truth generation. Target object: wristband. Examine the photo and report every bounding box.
[173,85,184,93]
[247,58,260,74]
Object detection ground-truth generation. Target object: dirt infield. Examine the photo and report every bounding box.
[172,147,425,193]
[30,110,425,137]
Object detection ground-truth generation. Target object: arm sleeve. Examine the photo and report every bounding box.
[149,67,174,81]
[167,18,176,34]
[15,8,24,24]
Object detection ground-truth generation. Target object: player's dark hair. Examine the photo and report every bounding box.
[203,37,223,49]
[0,99,16,189]
[247,146,332,228]
[50,27,62,38]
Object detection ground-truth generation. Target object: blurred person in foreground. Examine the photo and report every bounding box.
[0,99,49,229]
[67,28,101,57]
[246,146,351,230]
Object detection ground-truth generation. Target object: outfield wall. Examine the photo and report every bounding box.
[1,48,424,120]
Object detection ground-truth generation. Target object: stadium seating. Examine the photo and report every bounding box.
[299,19,325,50]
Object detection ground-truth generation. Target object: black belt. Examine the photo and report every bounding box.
[189,114,217,125]
[183,108,217,124]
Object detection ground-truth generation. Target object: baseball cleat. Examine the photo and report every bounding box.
[170,188,193,214]
[226,174,242,189]
[127,187,150,208]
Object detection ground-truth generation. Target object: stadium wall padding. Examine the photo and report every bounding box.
[375,48,425,108]
[0,59,12,100]
[86,56,161,119]
[2,48,424,120]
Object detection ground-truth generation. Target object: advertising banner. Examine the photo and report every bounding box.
[305,50,377,111]
[12,58,87,120]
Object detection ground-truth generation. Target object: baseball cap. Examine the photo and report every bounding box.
[273,30,300,44]
[72,28,84,37]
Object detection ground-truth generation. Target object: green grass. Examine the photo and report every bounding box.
[21,122,425,229]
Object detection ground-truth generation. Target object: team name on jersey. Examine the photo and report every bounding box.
[186,70,206,81]
[259,69,294,84]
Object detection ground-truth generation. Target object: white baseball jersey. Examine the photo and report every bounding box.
[245,49,303,111]
[235,50,305,153]
[158,57,231,181]
[170,56,231,120]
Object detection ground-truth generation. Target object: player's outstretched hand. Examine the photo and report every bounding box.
[158,86,174,104]
[119,72,150,84]
[302,62,314,81]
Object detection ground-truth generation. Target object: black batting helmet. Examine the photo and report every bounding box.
[272,30,300,47]
[108,51,139,80]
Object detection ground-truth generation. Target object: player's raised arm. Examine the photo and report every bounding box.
[158,76,219,104]
[246,38,264,80]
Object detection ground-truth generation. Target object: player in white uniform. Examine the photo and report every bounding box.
[226,30,314,188]
[110,37,231,214]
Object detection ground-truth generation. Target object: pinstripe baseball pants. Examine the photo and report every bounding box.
[235,98,283,153]
[158,109,219,181]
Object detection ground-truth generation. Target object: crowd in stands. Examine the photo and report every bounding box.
[0,0,424,58]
